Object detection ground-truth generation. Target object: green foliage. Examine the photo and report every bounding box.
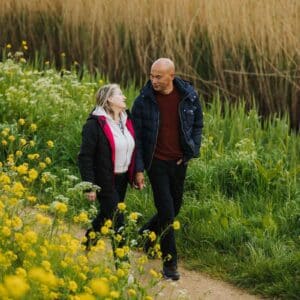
[1,58,300,298]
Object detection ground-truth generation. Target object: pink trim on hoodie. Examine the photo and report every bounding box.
[97,116,116,170]
[125,118,136,184]
[97,115,136,185]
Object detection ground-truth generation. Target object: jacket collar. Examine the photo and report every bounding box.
[140,77,196,102]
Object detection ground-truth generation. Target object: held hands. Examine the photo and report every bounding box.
[85,191,97,201]
[134,172,145,190]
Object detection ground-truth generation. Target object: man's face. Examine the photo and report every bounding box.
[150,64,174,94]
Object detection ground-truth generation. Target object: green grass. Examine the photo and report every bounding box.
[1,58,299,299]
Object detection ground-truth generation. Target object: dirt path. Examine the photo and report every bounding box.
[73,228,263,300]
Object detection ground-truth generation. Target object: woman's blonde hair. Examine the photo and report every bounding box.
[95,83,121,113]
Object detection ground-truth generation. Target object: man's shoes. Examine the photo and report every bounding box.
[162,265,180,281]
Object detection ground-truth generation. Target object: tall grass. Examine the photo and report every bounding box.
[0,0,299,129]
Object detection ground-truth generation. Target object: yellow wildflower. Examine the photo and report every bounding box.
[1,140,7,146]
[117,202,126,211]
[28,267,58,287]
[101,226,109,235]
[53,202,68,214]
[18,118,25,126]
[1,226,11,237]
[6,43,12,49]
[26,195,37,203]
[11,182,26,197]
[149,231,156,242]
[110,291,120,299]
[29,123,37,132]
[29,140,35,147]
[127,289,136,297]
[116,268,125,278]
[0,173,11,184]
[69,280,78,292]
[115,248,125,258]
[89,278,109,297]
[28,168,38,181]
[105,219,112,228]
[12,216,23,229]
[173,220,181,230]
[39,162,47,169]
[19,138,26,146]
[45,157,52,164]
[8,135,15,142]
[16,164,28,175]
[4,275,29,299]
[47,140,54,148]
[16,150,23,157]
[129,212,138,221]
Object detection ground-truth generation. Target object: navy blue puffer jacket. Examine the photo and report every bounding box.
[131,77,203,172]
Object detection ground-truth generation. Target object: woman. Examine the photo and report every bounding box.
[78,83,135,250]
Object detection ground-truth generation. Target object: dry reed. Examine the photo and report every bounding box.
[0,0,299,128]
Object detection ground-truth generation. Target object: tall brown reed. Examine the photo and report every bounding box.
[0,0,299,129]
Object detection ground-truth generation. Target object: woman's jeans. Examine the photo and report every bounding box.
[141,158,187,267]
[91,172,128,233]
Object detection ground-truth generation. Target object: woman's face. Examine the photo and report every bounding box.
[108,89,126,110]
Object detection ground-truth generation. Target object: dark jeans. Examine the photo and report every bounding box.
[91,172,128,233]
[141,158,187,267]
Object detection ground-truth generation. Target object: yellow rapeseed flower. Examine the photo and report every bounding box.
[110,291,120,299]
[16,150,23,157]
[28,168,38,181]
[0,173,11,184]
[1,140,7,146]
[89,278,109,297]
[4,275,29,299]
[8,135,15,142]
[29,140,35,147]
[26,195,37,203]
[101,226,109,235]
[149,231,156,242]
[117,202,126,211]
[105,219,112,228]
[69,280,78,292]
[28,267,58,287]
[19,138,26,146]
[76,294,95,300]
[115,248,125,258]
[47,140,54,148]
[39,162,47,169]
[11,182,26,197]
[29,123,37,132]
[173,220,181,230]
[1,226,11,237]
[129,212,138,221]
[22,40,27,46]
[18,118,25,126]
[127,289,136,297]
[6,43,12,49]
[16,164,28,175]
[45,157,52,164]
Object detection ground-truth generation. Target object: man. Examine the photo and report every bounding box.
[132,58,203,280]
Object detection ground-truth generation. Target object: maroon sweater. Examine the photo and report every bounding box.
[154,87,183,161]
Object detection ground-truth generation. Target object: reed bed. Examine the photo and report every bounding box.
[0,0,299,129]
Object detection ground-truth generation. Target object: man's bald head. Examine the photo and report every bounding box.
[151,58,175,74]
[150,58,175,94]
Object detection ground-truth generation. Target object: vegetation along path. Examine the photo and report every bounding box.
[74,228,264,300]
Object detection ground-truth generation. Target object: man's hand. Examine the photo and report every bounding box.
[135,172,145,190]
[85,191,97,201]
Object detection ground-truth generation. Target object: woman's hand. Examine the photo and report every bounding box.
[85,191,97,201]
[135,172,145,190]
